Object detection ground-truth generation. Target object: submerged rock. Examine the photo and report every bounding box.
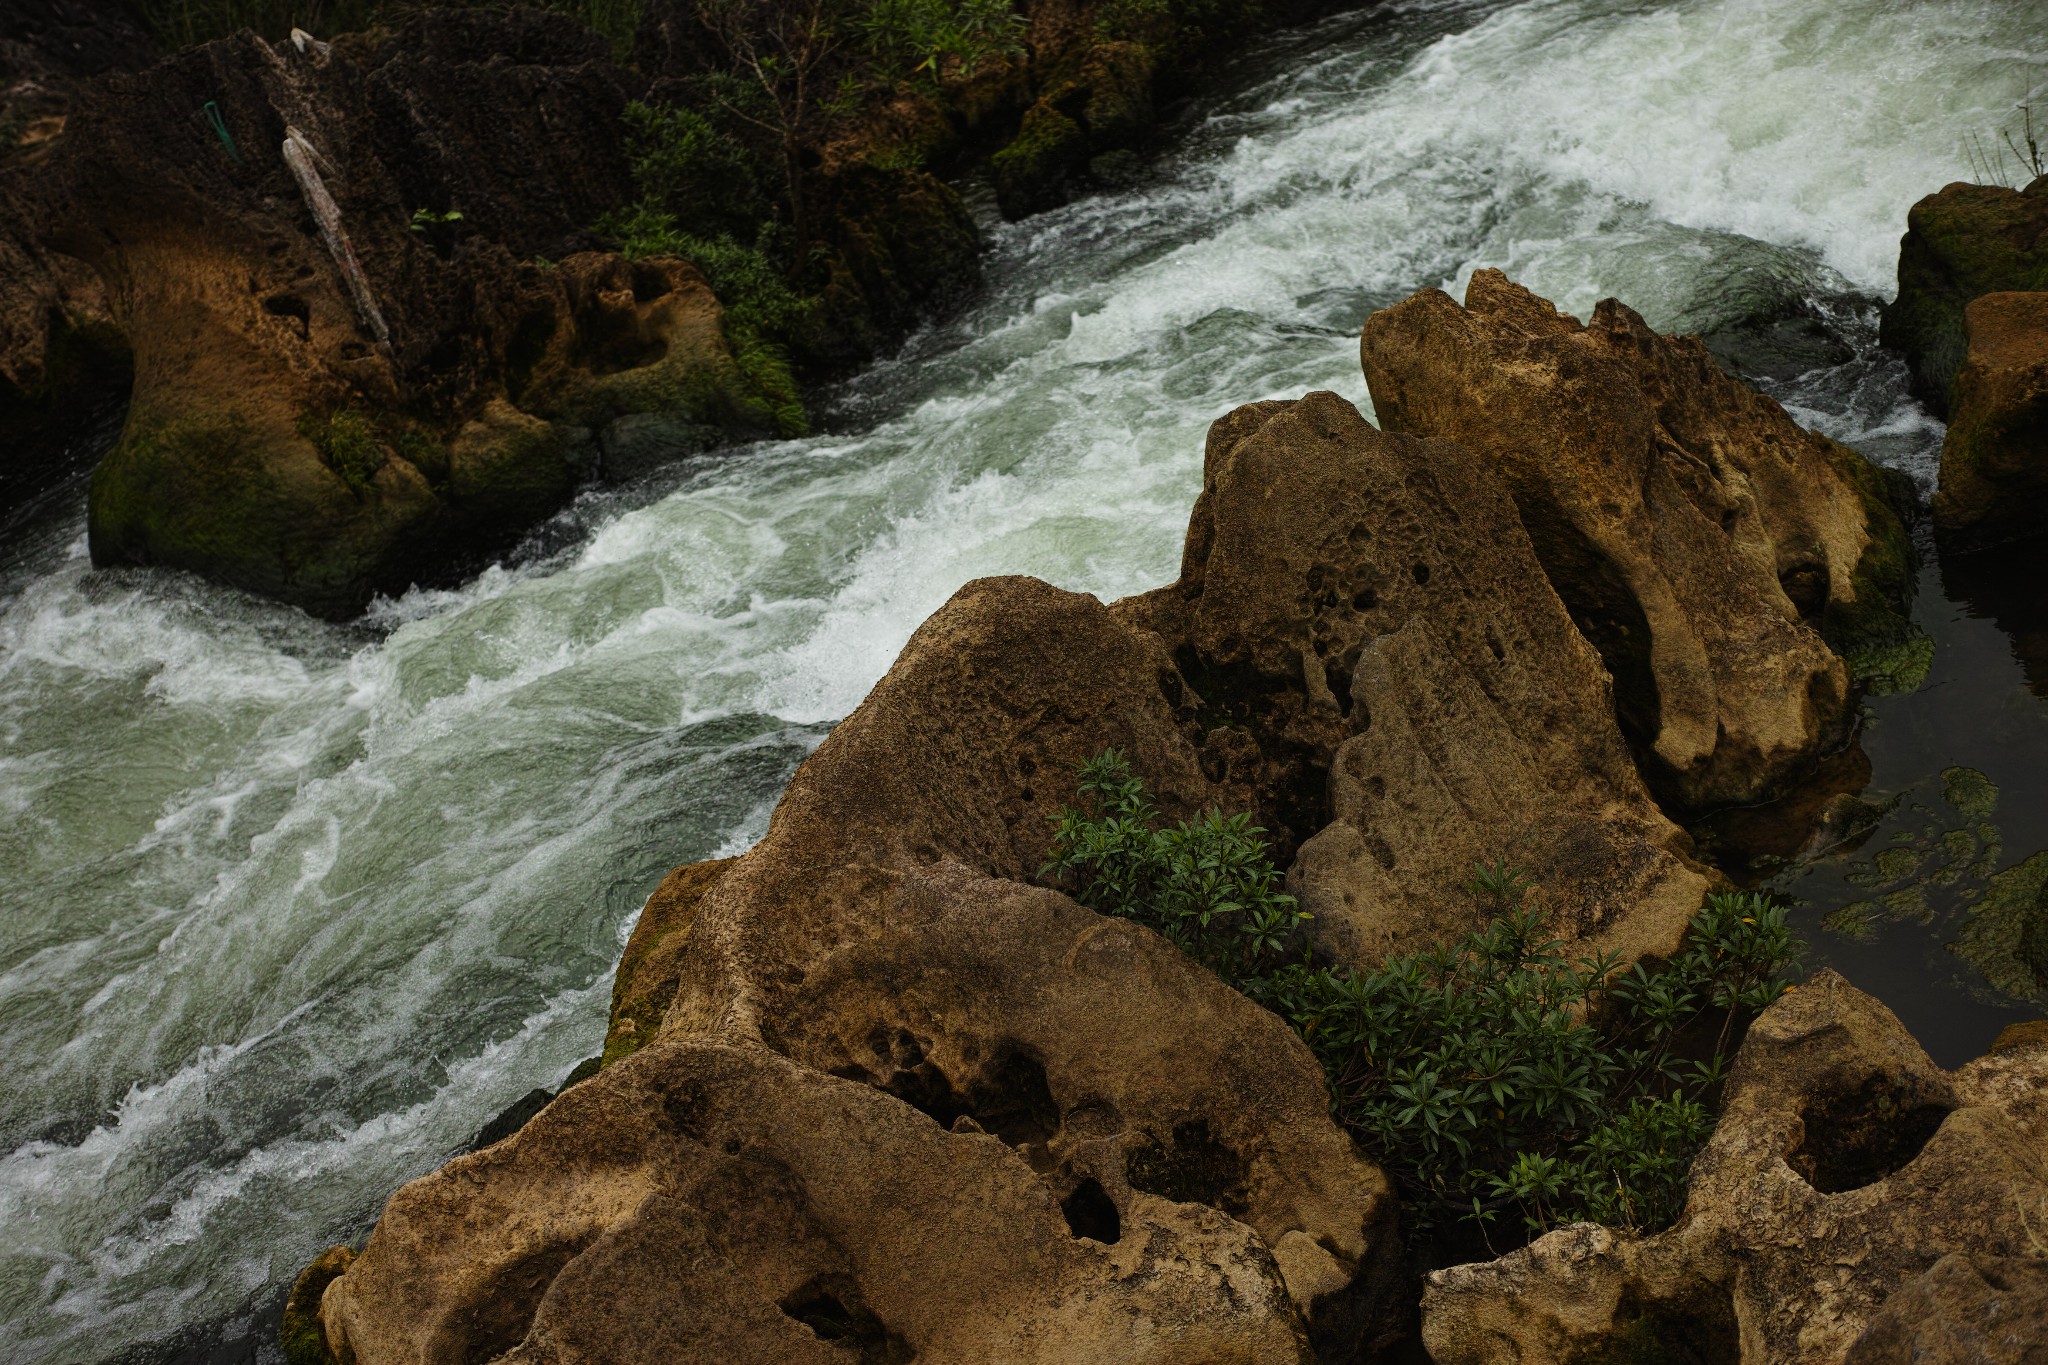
[1881,176,2048,417]
[1952,851,2048,1006]
[1933,290,2048,550]
[1421,971,2048,1364]
[1361,270,1917,812]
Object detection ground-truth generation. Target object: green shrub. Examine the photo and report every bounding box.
[615,102,774,244]
[1044,751,1804,1247]
[1043,749,1309,983]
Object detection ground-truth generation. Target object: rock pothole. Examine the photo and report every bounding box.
[1789,1078,1953,1194]
[1125,1118,1250,1216]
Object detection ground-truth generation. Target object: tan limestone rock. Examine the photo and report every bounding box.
[1421,971,2048,1365]
[1361,271,1912,810]
[1124,391,1712,966]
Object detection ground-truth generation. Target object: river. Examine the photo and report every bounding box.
[2,0,2044,1359]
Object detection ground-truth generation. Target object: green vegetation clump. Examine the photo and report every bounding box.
[1045,751,1804,1244]
[1044,749,1310,982]
[296,410,386,494]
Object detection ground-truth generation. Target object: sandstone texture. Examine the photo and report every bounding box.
[1846,1253,2048,1365]
[1882,176,2048,417]
[307,386,1746,1363]
[1933,291,2048,549]
[1362,270,1916,812]
[317,572,1404,1364]
[1121,393,1711,966]
[1421,971,2048,1365]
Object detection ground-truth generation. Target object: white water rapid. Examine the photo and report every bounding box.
[2,0,2043,1359]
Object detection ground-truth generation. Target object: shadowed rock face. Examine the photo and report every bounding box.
[16,15,758,615]
[4,7,982,611]
[1846,1252,2048,1365]
[1421,971,2048,1365]
[1934,291,2048,550]
[1881,176,2048,418]
[1361,270,1913,813]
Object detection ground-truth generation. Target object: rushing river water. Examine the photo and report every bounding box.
[3,0,2046,1359]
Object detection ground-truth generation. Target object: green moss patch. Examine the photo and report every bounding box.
[279,1244,355,1365]
[991,103,1088,218]
[1952,851,2048,1003]
[1942,766,2000,819]
[296,410,387,494]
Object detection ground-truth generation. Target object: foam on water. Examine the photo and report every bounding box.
[1,0,2041,1357]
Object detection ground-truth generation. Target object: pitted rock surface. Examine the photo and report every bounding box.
[1361,270,1911,812]
[1421,970,2048,1365]
[1123,391,1711,966]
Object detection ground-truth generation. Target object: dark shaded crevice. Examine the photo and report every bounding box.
[778,1275,915,1364]
[1790,1079,1953,1194]
[1124,1118,1249,1216]
[1059,1178,1121,1244]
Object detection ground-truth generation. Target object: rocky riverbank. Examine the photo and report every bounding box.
[0,0,1373,614]
[277,275,2046,1364]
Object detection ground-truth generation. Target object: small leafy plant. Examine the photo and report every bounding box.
[1044,751,1804,1252]
[408,207,464,232]
[1042,749,1310,983]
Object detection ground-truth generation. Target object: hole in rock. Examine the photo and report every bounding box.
[1410,562,1430,585]
[779,1275,915,1363]
[261,293,310,338]
[1789,1077,1952,1194]
[1572,1291,1740,1365]
[629,261,675,303]
[1778,561,1829,623]
[1352,587,1377,612]
[878,1040,1060,1154]
[1125,1118,1249,1215]
[503,309,557,401]
[1060,1178,1121,1243]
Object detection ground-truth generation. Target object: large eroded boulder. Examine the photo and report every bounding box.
[1122,392,1712,966]
[1421,971,2048,1365]
[1933,291,2048,550]
[315,574,1405,1363]
[1881,176,2048,416]
[1361,271,1915,812]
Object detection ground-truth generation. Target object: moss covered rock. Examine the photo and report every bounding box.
[1880,177,2048,417]
[599,857,733,1068]
[991,99,1091,219]
[279,1244,355,1365]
